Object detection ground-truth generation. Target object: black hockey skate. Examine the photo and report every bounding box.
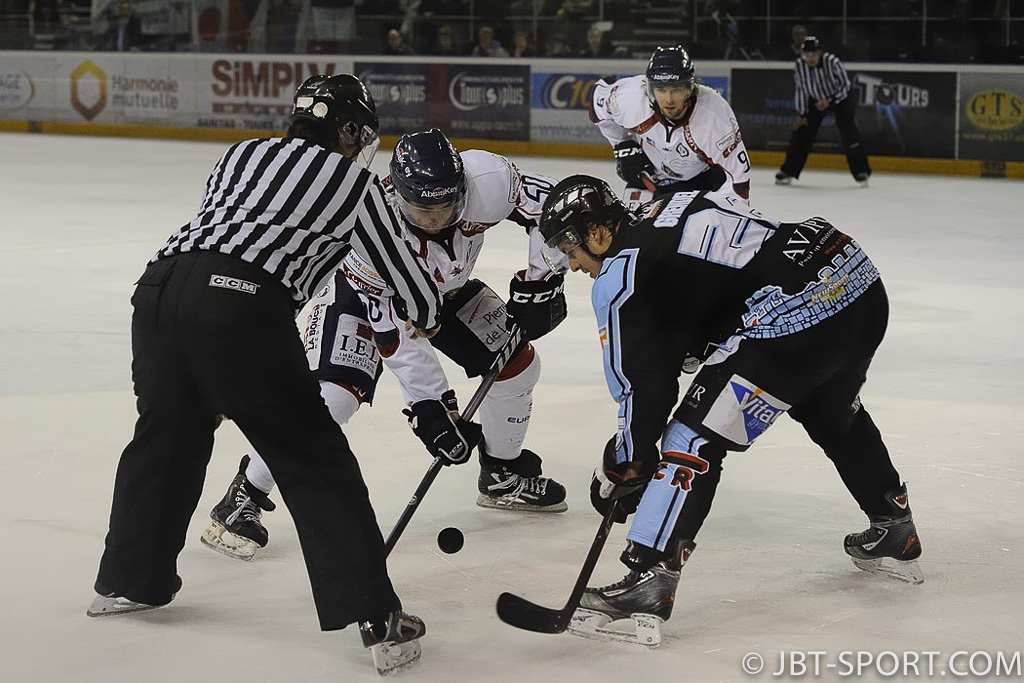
[477,448,567,513]
[569,539,696,647]
[844,483,923,584]
[200,455,276,561]
[360,610,425,676]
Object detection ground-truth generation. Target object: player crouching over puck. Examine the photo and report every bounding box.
[535,175,923,647]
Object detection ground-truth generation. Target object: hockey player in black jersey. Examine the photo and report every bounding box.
[537,175,922,647]
[88,74,439,675]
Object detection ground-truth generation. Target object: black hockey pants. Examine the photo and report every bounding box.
[669,280,901,543]
[95,251,400,630]
[780,95,871,180]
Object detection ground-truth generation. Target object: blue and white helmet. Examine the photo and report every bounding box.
[389,129,467,235]
[644,45,696,101]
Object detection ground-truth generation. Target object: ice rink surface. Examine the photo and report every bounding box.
[2,132,1023,682]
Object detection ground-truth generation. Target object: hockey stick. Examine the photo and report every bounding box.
[383,324,525,556]
[495,499,621,633]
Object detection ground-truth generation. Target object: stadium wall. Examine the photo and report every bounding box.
[0,52,1021,179]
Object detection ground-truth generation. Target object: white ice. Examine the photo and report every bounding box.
[2,133,1022,683]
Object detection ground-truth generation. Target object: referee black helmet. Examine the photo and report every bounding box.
[290,74,380,162]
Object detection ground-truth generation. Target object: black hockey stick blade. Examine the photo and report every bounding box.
[496,500,620,634]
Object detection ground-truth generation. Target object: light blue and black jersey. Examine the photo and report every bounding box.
[590,189,880,471]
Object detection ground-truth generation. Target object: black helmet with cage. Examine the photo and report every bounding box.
[289,73,380,164]
[539,175,630,262]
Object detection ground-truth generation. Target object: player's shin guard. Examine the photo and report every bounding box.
[360,610,425,676]
[844,483,923,584]
[569,538,696,647]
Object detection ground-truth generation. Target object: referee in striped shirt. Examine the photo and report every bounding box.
[776,36,872,186]
[91,74,441,664]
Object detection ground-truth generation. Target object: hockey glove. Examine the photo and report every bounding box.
[613,140,656,187]
[506,270,567,341]
[589,436,649,523]
[403,389,482,465]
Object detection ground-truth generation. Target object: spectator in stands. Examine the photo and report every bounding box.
[267,0,302,54]
[431,24,460,56]
[510,30,535,57]
[54,2,85,50]
[789,23,808,57]
[103,0,141,51]
[578,25,613,57]
[470,25,509,57]
[384,27,415,55]
[543,30,573,57]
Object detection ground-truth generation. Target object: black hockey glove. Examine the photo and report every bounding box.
[403,389,482,465]
[506,270,567,341]
[613,140,655,187]
[589,436,649,523]
[653,165,728,198]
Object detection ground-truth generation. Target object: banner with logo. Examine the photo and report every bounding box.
[355,62,430,136]
[531,70,631,144]
[445,65,530,141]
[732,68,957,158]
[959,72,1024,162]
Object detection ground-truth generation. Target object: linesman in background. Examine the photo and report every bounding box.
[87,74,440,676]
[776,36,872,187]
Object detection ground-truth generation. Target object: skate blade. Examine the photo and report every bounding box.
[200,520,257,561]
[475,494,568,513]
[567,609,662,648]
[86,594,161,618]
[369,640,422,676]
[851,556,924,585]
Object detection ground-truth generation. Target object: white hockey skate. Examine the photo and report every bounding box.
[567,539,695,648]
[844,483,924,585]
[86,593,169,617]
[360,611,425,676]
[569,608,664,648]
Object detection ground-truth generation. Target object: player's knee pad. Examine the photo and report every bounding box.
[627,420,725,552]
[319,380,363,427]
[479,348,540,459]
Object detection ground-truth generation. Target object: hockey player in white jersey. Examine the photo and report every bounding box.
[590,45,751,210]
[202,129,569,561]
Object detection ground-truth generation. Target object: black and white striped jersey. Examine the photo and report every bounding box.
[153,136,442,329]
[793,52,853,115]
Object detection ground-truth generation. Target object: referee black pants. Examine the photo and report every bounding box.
[95,251,400,630]
[780,95,871,180]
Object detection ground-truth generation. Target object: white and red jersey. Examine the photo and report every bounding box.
[337,149,558,404]
[590,75,750,199]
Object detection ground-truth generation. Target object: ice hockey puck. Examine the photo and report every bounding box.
[437,527,464,554]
